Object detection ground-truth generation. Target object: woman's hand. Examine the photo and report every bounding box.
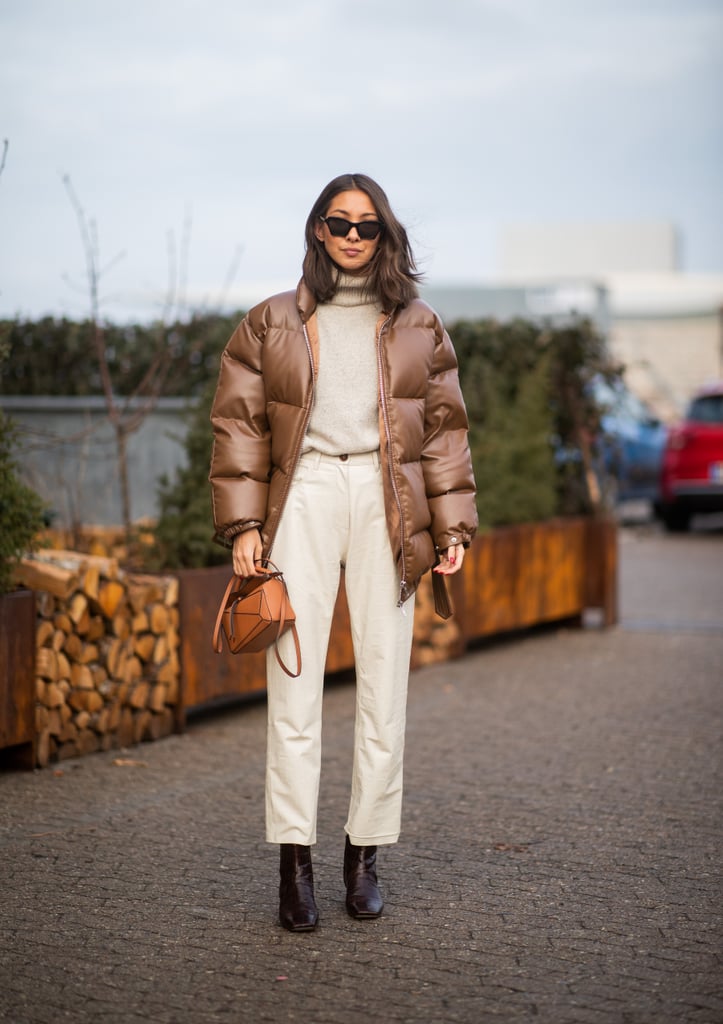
[232,529,264,577]
[433,543,465,576]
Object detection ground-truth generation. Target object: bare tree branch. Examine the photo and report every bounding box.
[61,173,242,539]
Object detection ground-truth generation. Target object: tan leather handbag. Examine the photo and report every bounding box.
[212,561,301,678]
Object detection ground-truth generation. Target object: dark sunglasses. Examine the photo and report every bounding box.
[319,215,383,240]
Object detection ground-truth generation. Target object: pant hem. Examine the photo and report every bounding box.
[266,835,317,847]
[345,830,400,846]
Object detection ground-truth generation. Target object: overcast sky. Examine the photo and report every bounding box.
[1,0,722,324]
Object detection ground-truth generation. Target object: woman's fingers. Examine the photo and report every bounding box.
[433,543,465,575]
[232,529,263,576]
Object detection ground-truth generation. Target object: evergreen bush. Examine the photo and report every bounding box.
[0,334,48,591]
[147,380,228,570]
[0,312,240,397]
[0,411,48,592]
[450,316,620,529]
[470,352,558,527]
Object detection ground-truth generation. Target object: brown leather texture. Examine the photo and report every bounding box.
[212,567,301,677]
[209,280,478,602]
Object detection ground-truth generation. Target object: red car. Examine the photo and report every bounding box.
[658,381,723,531]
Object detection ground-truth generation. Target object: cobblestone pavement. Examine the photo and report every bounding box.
[1,524,722,1024]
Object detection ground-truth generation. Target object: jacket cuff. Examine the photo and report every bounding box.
[435,530,471,552]
[212,521,263,549]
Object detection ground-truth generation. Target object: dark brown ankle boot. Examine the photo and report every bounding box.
[279,844,319,932]
[343,835,383,919]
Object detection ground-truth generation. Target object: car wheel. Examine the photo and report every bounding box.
[659,504,691,533]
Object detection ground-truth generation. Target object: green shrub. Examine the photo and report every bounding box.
[147,380,228,570]
[0,411,48,593]
[470,352,558,527]
[451,317,620,528]
[0,312,240,398]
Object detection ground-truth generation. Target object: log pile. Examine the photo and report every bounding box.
[16,551,180,768]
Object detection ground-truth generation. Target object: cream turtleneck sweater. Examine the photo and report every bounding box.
[303,273,383,456]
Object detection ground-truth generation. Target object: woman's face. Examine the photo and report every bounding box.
[314,189,381,276]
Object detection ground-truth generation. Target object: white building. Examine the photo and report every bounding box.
[495,222,723,421]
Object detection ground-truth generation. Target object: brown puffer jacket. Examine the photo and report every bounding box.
[209,279,477,604]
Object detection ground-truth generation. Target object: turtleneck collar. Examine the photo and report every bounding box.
[327,272,379,308]
[295,273,381,321]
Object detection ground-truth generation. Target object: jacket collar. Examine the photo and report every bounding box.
[295,279,317,323]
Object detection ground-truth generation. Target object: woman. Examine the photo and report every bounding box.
[209,173,477,931]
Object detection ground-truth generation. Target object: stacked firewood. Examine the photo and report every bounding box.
[16,551,180,767]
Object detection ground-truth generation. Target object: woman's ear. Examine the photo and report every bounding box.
[314,220,325,243]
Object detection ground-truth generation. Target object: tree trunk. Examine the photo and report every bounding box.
[116,425,132,536]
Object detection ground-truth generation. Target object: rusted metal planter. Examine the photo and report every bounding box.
[0,588,36,769]
[448,516,617,641]
[177,516,617,718]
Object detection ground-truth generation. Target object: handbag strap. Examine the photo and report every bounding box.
[274,622,302,678]
[212,573,244,653]
[265,572,302,677]
[432,570,452,620]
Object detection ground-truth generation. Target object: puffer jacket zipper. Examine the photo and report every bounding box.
[265,321,316,555]
[376,313,408,605]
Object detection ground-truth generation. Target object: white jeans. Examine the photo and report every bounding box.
[265,450,416,847]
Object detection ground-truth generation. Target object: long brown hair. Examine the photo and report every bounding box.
[302,173,422,310]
